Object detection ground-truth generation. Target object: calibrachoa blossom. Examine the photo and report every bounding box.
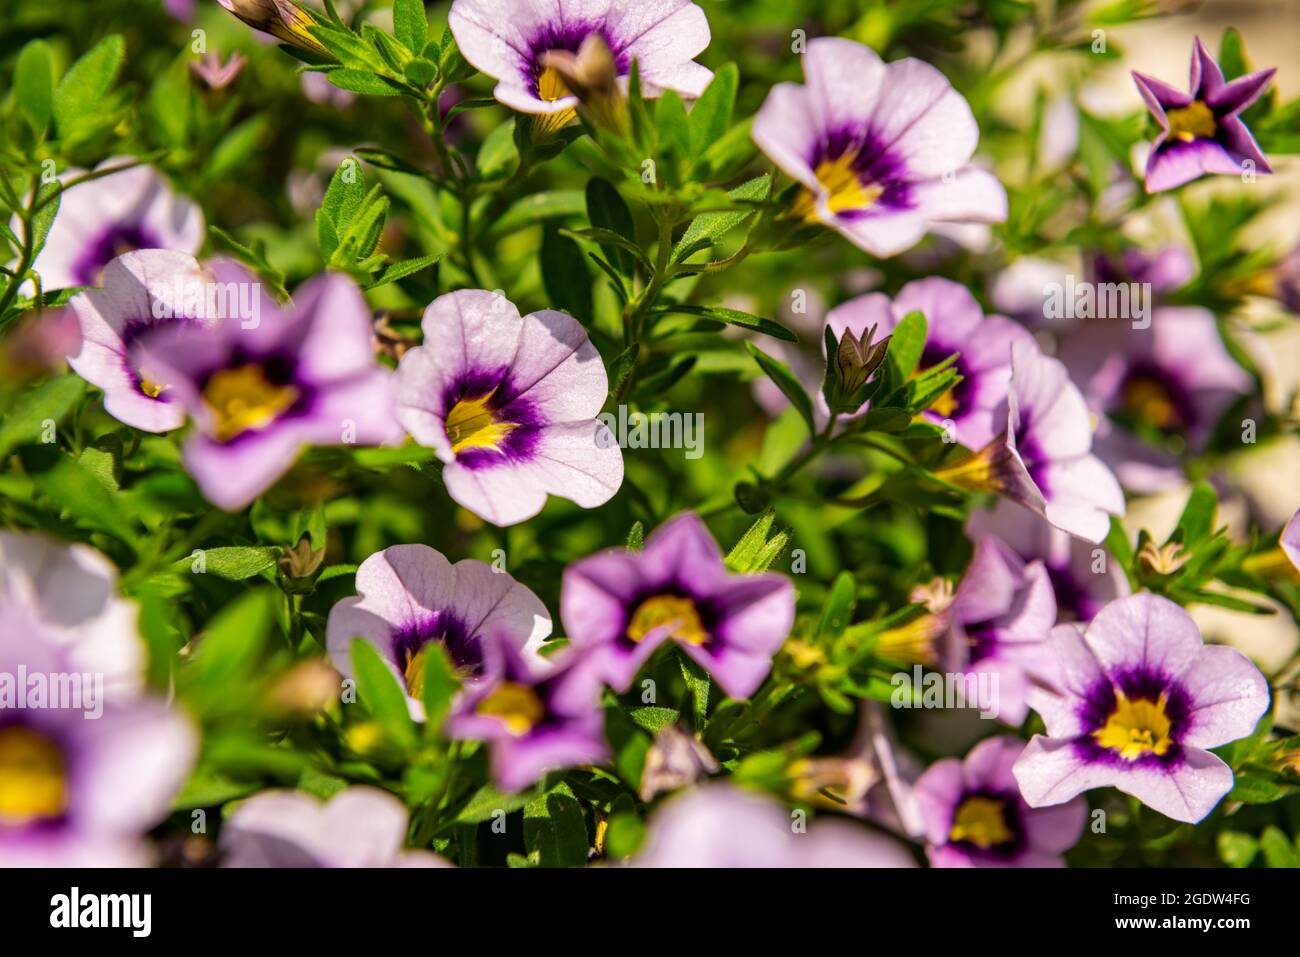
[445,637,607,793]
[220,786,450,867]
[967,500,1130,622]
[752,37,1006,258]
[24,161,203,292]
[1133,37,1275,193]
[561,513,795,699]
[1013,593,1270,823]
[66,250,217,433]
[946,535,1058,725]
[395,289,623,526]
[448,0,712,131]
[824,277,1033,448]
[1283,509,1300,573]
[326,543,551,717]
[629,783,916,867]
[915,736,1086,867]
[135,267,404,510]
[937,340,1125,544]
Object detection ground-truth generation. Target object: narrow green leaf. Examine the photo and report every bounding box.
[53,35,125,137]
[745,342,814,433]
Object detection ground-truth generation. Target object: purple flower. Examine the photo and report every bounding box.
[394,290,623,526]
[825,277,1033,448]
[449,0,712,129]
[135,267,404,510]
[967,500,1130,622]
[23,161,203,292]
[1282,508,1300,575]
[326,543,551,718]
[947,535,1058,725]
[1133,37,1275,193]
[752,37,1006,258]
[189,50,247,91]
[1059,306,1250,493]
[915,736,1086,867]
[445,638,607,793]
[1013,593,1270,823]
[220,786,450,867]
[937,340,1125,544]
[67,250,221,433]
[163,0,196,19]
[629,783,916,867]
[561,513,795,699]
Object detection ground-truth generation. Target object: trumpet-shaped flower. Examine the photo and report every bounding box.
[752,37,1006,258]
[561,513,795,699]
[395,289,623,526]
[1013,593,1270,823]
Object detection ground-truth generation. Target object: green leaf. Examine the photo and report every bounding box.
[628,706,679,733]
[1259,826,1300,868]
[745,342,814,433]
[39,455,138,546]
[679,653,710,728]
[1173,479,1217,546]
[883,310,926,389]
[603,812,645,860]
[420,641,458,731]
[654,90,691,161]
[541,223,593,321]
[655,303,796,342]
[316,159,367,261]
[488,190,585,239]
[173,546,279,580]
[585,177,636,276]
[524,782,588,868]
[477,117,520,179]
[725,509,777,573]
[189,589,275,687]
[687,63,738,162]
[363,252,444,289]
[626,521,645,551]
[1217,830,1259,868]
[53,35,125,138]
[204,115,268,183]
[817,572,856,640]
[0,375,84,458]
[455,784,532,823]
[350,637,417,747]
[674,174,770,258]
[15,40,55,137]
[326,68,405,96]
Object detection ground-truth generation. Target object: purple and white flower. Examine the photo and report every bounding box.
[915,735,1086,867]
[561,513,795,699]
[220,786,450,867]
[24,161,203,292]
[629,783,916,867]
[1133,37,1275,193]
[395,289,623,527]
[326,543,551,718]
[448,0,712,129]
[825,277,1033,448]
[135,267,403,510]
[752,37,1006,258]
[1013,593,1270,823]
[1283,508,1300,574]
[445,637,607,793]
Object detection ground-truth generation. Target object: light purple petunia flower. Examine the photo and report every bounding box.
[629,783,916,867]
[915,735,1086,868]
[220,786,450,867]
[1013,593,1270,823]
[394,289,624,527]
[23,160,203,292]
[967,500,1130,622]
[66,250,223,433]
[448,0,712,127]
[825,277,1033,449]
[135,266,404,510]
[1283,509,1300,574]
[938,340,1125,544]
[560,513,795,699]
[0,535,194,866]
[444,637,608,793]
[946,535,1058,725]
[326,543,551,718]
[752,37,1007,258]
[1132,37,1275,193]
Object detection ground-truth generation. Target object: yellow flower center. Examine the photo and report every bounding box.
[793,154,884,223]
[626,595,708,646]
[535,66,576,134]
[1093,691,1174,761]
[949,795,1013,848]
[203,365,299,442]
[1122,376,1179,430]
[445,392,517,454]
[475,681,546,736]
[140,377,168,399]
[0,726,67,826]
[1165,100,1216,142]
[404,645,430,700]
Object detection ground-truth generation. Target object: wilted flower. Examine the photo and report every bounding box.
[629,783,916,867]
[216,0,329,56]
[135,267,404,510]
[752,38,1006,257]
[189,50,247,91]
[1014,593,1270,823]
[935,340,1125,544]
[448,0,712,132]
[1132,37,1275,192]
[1273,244,1300,314]
[825,277,1033,447]
[1137,541,1191,576]
[539,34,625,133]
[220,786,449,867]
[640,724,719,801]
[916,735,1086,867]
[326,544,551,717]
[561,513,795,699]
[22,161,203,292]
[787,756,877,814]
[395,290,623,526]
